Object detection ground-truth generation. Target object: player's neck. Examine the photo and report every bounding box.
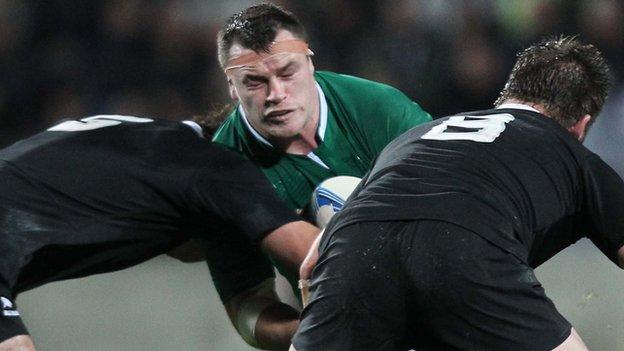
[498,98,549,117]
[278,100,320,155]
[498,98,589,141]
[278,120,319,155]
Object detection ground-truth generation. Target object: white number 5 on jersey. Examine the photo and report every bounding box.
[48,115,153,132]
[422,113,514,143]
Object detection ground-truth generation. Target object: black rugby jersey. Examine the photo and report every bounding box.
[328,107,624,267]
[0,115,297,299]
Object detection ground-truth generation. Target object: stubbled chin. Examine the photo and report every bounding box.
[265,111,294,124]
[266,123,303,139]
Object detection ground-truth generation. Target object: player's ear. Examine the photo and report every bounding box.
[568,114,591,141]
[228,79,239,101]
[306,55,315,73]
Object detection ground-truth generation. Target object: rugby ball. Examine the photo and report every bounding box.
[310,176,361,228]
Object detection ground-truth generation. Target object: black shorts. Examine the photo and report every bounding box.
[293,220,571,351]
[0,286,27,343]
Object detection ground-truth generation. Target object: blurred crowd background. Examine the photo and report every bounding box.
[2,2,624,350]
[1,0,624,152]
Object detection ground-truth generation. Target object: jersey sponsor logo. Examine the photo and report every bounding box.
[48,115,153,132]
[422,113,515,143]
[0,296,19,317]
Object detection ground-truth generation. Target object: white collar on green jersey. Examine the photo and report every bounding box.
[238,82,328,148]
[496,103,540,113]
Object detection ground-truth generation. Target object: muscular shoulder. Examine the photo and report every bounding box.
[316,71,429,122]
[315,71,404,100]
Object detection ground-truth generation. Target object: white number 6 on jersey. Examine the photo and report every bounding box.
[422,113,514,143]
[48,115,153,132]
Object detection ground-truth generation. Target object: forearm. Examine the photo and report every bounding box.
[226,278,299,350]
[254,303,300,351]
[260,221,320,274]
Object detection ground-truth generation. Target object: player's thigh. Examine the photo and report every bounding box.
[293,221,410,351]
[0,294,30,350]
[402,221,571,351]
[552,328,589,351]
[0,335,36,351]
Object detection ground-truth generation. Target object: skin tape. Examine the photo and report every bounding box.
[224,39,313,73]
[235,278,278,347]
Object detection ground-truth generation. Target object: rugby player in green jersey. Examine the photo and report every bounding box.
[212,3,432,212]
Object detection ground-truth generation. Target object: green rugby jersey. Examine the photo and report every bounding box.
[213,71,432,210]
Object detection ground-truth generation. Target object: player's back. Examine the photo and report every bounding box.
[0,116,213,292]
[335,107,619,264]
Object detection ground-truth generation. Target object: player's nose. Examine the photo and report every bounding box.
[266,77,286,103]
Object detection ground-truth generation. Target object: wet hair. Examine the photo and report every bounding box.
[217,3,308,68]
[495,36,611,127]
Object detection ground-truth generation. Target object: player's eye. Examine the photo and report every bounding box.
[244,79,265,89]
[280,70,295,78]
[278,62,300,79]
[279,73,295,82]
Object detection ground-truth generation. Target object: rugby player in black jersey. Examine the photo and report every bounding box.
[292,37,623,351]
[0,116,319,350]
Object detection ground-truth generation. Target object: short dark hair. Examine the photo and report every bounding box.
[217,3,308,69]
[495,36,611,127]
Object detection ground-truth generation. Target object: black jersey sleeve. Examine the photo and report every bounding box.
[191,146,300,242]
[582,154,624,264]
[202,228,275,303]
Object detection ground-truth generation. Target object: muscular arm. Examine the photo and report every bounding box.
[225,278,300,351]
[217,221,319,350]
[618,245,624,269]
[169,220,319,271]
[191,148,322,348]
[251,302,299,350]
[260,220,320,274]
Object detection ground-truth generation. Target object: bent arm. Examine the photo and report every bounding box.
[223,219,319,350]
[618,245,624,269]
[260,220,320,274]
[254,303,300,350]
[225,278,299,351]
